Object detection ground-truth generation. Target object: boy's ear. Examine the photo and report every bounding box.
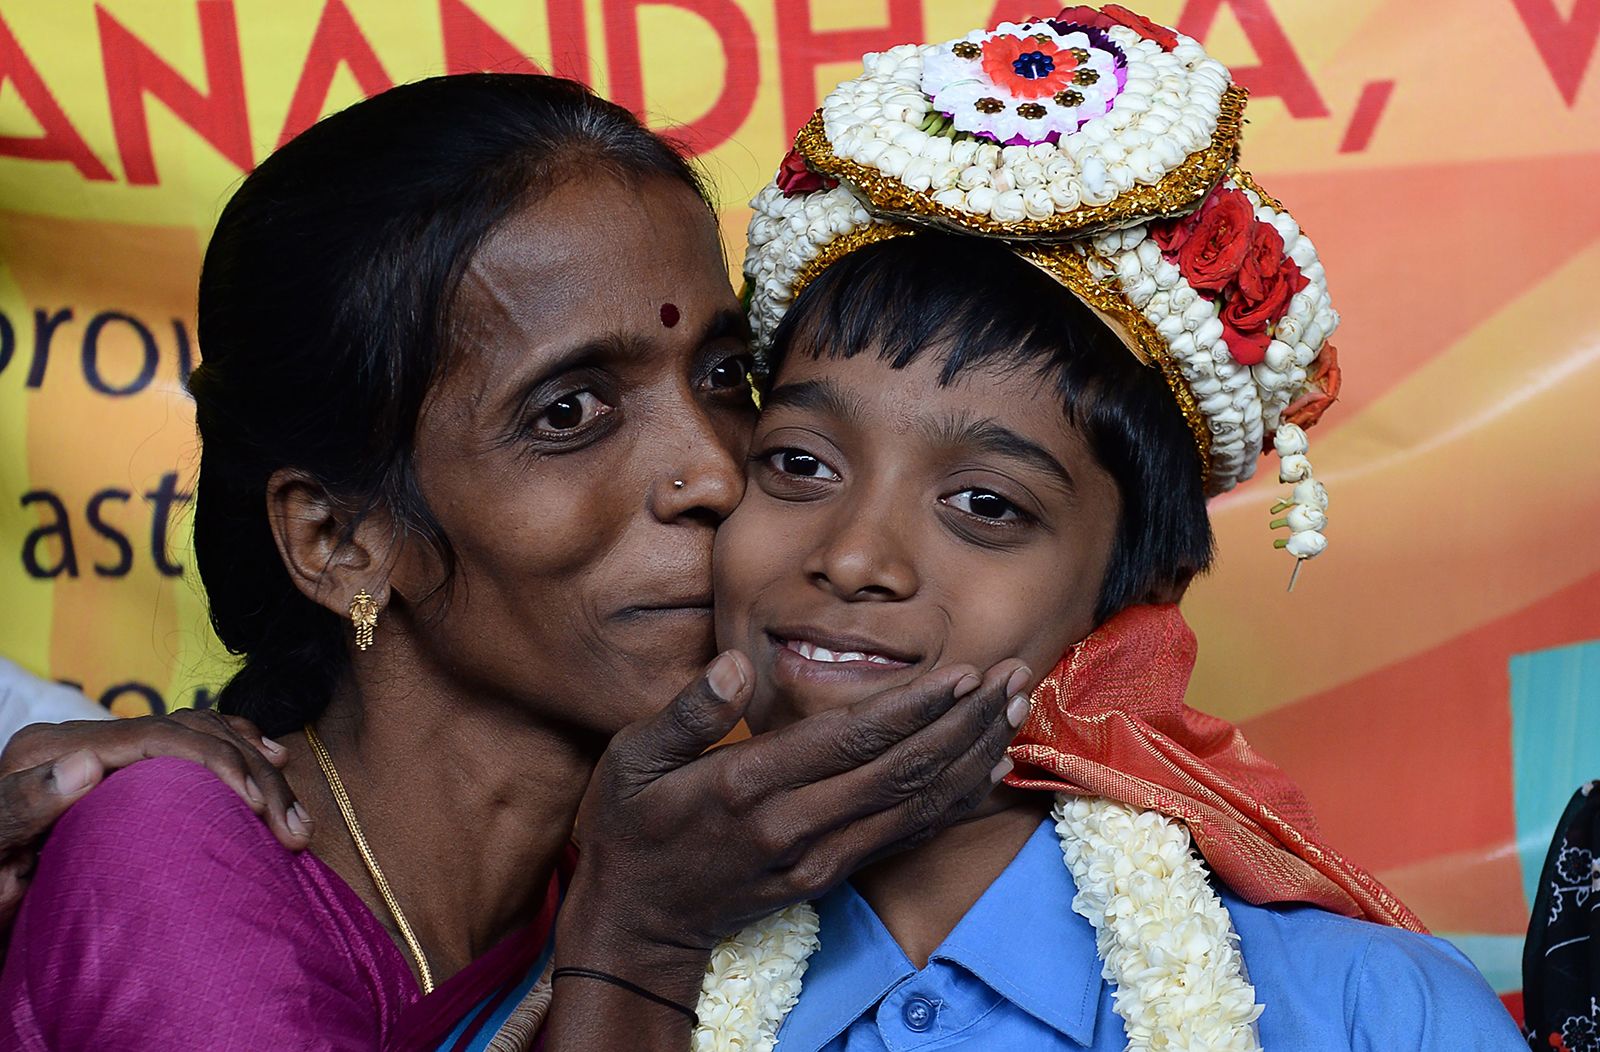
[1142,571,1194,606]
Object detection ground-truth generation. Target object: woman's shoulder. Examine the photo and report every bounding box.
[1225,894,1525,1048]
[0,756,408,1050]
[47,754,284,867]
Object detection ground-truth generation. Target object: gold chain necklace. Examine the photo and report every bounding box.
[304,724,436,994]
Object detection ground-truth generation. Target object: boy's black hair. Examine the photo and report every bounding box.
[766,231,1214,624]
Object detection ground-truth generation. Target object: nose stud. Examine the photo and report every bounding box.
[672,479,685,489]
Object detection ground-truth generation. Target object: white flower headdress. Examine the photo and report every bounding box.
[743,9,1342,570]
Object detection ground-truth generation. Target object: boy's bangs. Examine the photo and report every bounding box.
[770,234,1135,417]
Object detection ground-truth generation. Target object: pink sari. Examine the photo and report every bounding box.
[0,757,564,1052]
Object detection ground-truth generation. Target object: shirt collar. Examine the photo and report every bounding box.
[777,817,1104,1050]
[932,816,1103,1044]
[777,877,916,1051]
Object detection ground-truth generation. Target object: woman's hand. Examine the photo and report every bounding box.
[546,650,1029,1046]
[0,710,309,929]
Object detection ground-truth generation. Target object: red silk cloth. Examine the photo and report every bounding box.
[1005,603,1425,932]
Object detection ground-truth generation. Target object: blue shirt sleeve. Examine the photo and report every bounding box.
[1347,928,1525,1051]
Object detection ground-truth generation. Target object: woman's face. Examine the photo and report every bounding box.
[394,172,756,737]
[713,347,1122,732]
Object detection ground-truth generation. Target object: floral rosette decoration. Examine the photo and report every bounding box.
[744,4,1340,567]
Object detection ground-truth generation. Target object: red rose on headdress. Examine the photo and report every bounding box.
[1221,221,1307,334]
[1221,324,1270,365]
[1175,187,1253,291]
[776,148,837,196]
[1056,4,1180,51]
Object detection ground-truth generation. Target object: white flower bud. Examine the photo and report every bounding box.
[1293,478,1329,509]
[1023,187,1055,220]
[1013,159,1046,187]
[1286,504,1327,532]
[878,146,912,177]
[1277,453,1312,482]
[992,189,1026,222]
[902,157,934,192]
[964,185,997,215]
[1048,178,1082,211]
[1272,423,1308,456]
[957,164,991,191]
[1285,530,1327,559]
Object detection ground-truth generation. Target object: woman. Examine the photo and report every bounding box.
[0,74,1027,1050]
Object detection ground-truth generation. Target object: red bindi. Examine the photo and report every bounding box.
[659,302,680,328]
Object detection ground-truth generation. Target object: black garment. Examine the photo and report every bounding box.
[1525,782,1600,1051]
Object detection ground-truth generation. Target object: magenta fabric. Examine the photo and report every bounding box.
[0,756,422,1050]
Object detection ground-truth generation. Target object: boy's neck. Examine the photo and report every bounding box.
[849,788,1052,968]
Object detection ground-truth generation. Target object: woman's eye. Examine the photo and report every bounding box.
[943,489,1021,521]
[533,390,611,433]
[705,354,754,391]
[766,449,838,480]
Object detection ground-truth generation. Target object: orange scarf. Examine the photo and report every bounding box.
[1006,603,1425,932]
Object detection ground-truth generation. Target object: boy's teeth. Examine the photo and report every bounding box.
[792,640,897,665]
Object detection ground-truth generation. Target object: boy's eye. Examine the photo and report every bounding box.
[705,353,755,391]
[766,449,838,480]
[534,390,611,433]
[942,488,1021,521]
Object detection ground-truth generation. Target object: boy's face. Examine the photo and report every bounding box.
[714,346,1122,731]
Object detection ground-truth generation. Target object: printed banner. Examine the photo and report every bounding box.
[1,0,1598,1000]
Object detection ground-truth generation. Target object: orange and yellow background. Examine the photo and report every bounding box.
[1,0,1597,1011]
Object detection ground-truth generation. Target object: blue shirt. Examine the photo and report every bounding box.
[776,818,1524,1051]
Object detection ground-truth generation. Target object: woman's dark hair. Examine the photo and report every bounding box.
[767,232,1214,624]
[191,74,710,735]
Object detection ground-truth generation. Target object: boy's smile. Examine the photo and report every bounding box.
[714,346,1123,732]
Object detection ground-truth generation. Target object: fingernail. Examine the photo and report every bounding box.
[47,753,96,796]
[259,736,286,758]
[1006,695,1032,729]
[287,802,312,839]
[1005,666,1032,698]
[707,652,745,702]
[954,672,982,697]
[990,757,1014,783]
[244,776,264,805]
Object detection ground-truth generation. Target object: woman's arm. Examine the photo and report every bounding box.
[542,652,1029,1050]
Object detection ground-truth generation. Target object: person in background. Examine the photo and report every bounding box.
[0,658,110,751]
[1524,781,1600,1051]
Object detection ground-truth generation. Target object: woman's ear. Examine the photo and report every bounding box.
[265,468,397,618]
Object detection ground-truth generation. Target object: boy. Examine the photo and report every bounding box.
[688,9,1526,1050]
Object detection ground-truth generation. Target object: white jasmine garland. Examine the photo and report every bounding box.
[690,796,1263,1051]
[692,903,821,1052]
[1054,796,1265,1050]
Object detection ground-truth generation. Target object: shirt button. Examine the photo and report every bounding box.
[902,995,937,1032]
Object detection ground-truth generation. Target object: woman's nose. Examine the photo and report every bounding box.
[649,408,746,525]
[806,504,920,602]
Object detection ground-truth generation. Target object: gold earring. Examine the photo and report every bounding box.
[350,590,379,652]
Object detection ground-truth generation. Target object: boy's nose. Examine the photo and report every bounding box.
[806,509,919,602]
